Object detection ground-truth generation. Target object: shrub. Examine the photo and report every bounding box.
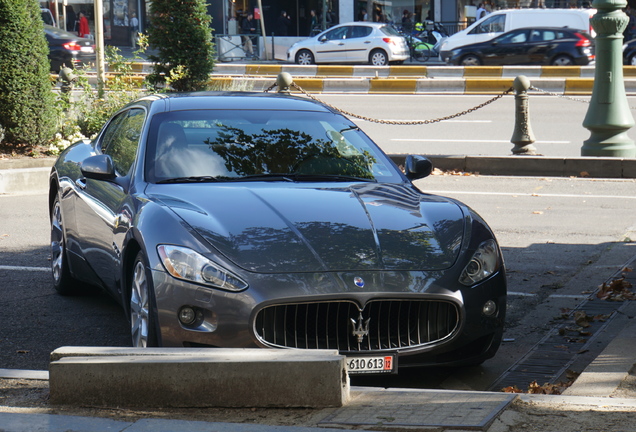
[146,0,216,91]
[0,0,57,151]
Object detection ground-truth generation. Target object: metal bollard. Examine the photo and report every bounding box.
[510,75,538,156]
[277,72,293,95]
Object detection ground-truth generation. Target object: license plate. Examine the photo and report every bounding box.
[346,355,396,374]
[80,47,94,53]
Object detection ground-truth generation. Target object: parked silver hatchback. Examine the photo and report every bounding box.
[287,22,409,66]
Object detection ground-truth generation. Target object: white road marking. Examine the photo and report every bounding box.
[424,191,636,200]
[0,265,49,272]
[509,291,594,299]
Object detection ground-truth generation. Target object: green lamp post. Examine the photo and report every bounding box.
[581,0,636,157]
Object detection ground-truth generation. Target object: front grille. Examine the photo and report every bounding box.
[254,300,459,352]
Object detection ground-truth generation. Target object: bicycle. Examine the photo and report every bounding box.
[406,34,432,62]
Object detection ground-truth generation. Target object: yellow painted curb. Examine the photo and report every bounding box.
[369,79,417,93]
[464,78,514,94]
[389,66,428,77]
[316,65,354,76]
[463,67,503,77]
[246,65,282,75]
[564,78,593,94]
[208,77,235,88]
[292,78,325,92]
[541,66,581,77]
[623,66,636,77]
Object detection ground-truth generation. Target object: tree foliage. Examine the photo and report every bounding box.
[0,0,57,150]
[146,0,216,92]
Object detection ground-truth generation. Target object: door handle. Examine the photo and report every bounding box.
[75,178,87,190]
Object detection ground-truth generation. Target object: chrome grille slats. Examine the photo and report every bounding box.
[255,300,459,352]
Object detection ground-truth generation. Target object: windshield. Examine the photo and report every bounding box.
[145,110,402,184]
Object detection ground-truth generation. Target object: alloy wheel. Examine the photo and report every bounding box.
[130,259,150,348]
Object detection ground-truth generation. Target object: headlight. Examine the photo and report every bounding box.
[157,245,248,292]
[459,239,500,286]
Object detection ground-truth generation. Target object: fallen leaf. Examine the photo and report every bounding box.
[580,171,590,177]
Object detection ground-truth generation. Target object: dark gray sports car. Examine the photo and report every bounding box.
[49,92,506,374]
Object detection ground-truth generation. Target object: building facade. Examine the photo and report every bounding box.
[41,0,594,46]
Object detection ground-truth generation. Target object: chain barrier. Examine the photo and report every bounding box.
[265,81,514,125]
[529,85,591,104]
[531,85,636,110]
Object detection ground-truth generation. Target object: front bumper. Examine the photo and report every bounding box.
[151,267,506,367]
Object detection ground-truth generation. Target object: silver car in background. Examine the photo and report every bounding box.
[287,22,409,66]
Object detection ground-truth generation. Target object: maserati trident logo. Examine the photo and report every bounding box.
[350,311,370,343]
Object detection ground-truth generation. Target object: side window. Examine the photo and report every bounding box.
[102,108,145,176]
[470,15,505,34]
[497,30,527,44]
[324,26,348,40]
[350,26,372,38]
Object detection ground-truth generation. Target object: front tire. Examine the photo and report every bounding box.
[50,194,81,295]
[460,54,482,66]
[551,55,574,66]
[295,49,314,65]
[369,49,388,66]
[130,250,159,347]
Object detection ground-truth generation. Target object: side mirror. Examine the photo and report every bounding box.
[319,36,328,42]
[81,154,116,181]
[404,155,433,180]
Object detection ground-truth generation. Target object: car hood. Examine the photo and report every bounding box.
[148,183,465,273]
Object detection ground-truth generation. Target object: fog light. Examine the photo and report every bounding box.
[178,306,197,325]
[482,300,497,316]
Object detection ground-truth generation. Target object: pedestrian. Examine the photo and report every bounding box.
[77,11,90,38]
[276,10,291,36]
[65,5,76,33]
[401,10,413,34]
[241,13,257,58]
[309,9,318,36]
[129,12,139,48]
[476,3,488,20]
[359,8,368,21]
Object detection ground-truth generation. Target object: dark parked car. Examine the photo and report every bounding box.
[49,92,506,374]
[445,27,594,66]
[44,24,95,72]
[623,38,636,65]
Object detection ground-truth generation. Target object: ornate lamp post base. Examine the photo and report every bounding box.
[582,0,636,157]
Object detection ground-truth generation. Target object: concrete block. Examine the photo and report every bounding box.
[501,66,542,78]
[369,79,417,94]
[281,65,318,77]
[425,67,464,78]
[323,79,369,93]
[49,348,349,408]
[415,78,465,94]
[0,167,50,194]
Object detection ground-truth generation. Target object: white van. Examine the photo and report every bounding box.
[439,9,595,62]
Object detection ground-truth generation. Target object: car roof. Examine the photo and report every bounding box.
[132,92,335,114]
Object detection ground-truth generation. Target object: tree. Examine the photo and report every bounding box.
[146,0,216,92]
[0,0,57,151]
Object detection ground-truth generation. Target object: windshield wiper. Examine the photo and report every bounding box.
[156,176,222,184]
[231,174,295,182]
[290,174,376,183]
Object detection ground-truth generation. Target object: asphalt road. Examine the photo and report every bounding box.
[2,174,634,391]
[316,94,636,158]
